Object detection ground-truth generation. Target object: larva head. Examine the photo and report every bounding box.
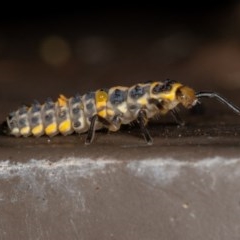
[176,85,198,108]
[150,80,198,110]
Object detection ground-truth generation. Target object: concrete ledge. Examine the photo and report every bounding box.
[0,155,240,240]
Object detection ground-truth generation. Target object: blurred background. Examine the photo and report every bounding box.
[1,3,240,116]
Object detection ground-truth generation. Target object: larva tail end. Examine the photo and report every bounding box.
[0,121,10,135]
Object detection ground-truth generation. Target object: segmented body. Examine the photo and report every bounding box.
[4,78,240,144]
[6,79,196,139]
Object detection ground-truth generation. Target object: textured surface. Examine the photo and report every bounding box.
[1,118,240,240]
[1,153,240,239]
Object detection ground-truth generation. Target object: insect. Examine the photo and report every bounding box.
[1,79,240,145]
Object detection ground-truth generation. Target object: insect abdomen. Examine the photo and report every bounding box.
[4,79,192,142]
[6,93,93,137]
[5,82,168,137]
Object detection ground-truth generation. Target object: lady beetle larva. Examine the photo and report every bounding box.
[1,79,240,145]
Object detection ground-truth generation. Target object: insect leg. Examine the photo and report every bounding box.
[170,109,185,126]
[0,121,9,135]
[108,115,122,131]
[137,110,153,145]
[196,92,240,115]
[85,115,98,145]
[95,115,121,132]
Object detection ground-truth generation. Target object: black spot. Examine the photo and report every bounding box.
[72,107,80,115]
[44,98,54,110]
[59,111,66,118]
[31,102,41,113]
[18,118,26,126]
[45,114,53,122]
[152,79,177,94]
[110,89,125,104]
[130,85,145,99]
[31,116,39,124]
[85,92,95,100]
[71,94,81,103]
[152,84,163,94]
[73,121,81,128]
[100,88,108,93]
[86,102,93,110]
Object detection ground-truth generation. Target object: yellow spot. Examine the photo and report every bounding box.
[12,128,20,136]
[159,83,182,101]
[20,126,30,136]
[107,108,115,116]
[138,97,148,105]
[96,90,108,118]
[98,109,107,118]
[96,90,108,102]
[58,94,68,107]
[45,123,57,136]
[117,102,128,113]
[59,120,71,133]
[32,125,44,136]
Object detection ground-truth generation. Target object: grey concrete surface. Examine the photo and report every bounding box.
[0,156,240,240]
[1,155,240,240]
[0,117,240,240]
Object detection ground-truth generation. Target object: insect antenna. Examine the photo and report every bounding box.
[196,91,240,115]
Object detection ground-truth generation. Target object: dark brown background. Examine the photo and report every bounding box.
[1,3,240,115]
